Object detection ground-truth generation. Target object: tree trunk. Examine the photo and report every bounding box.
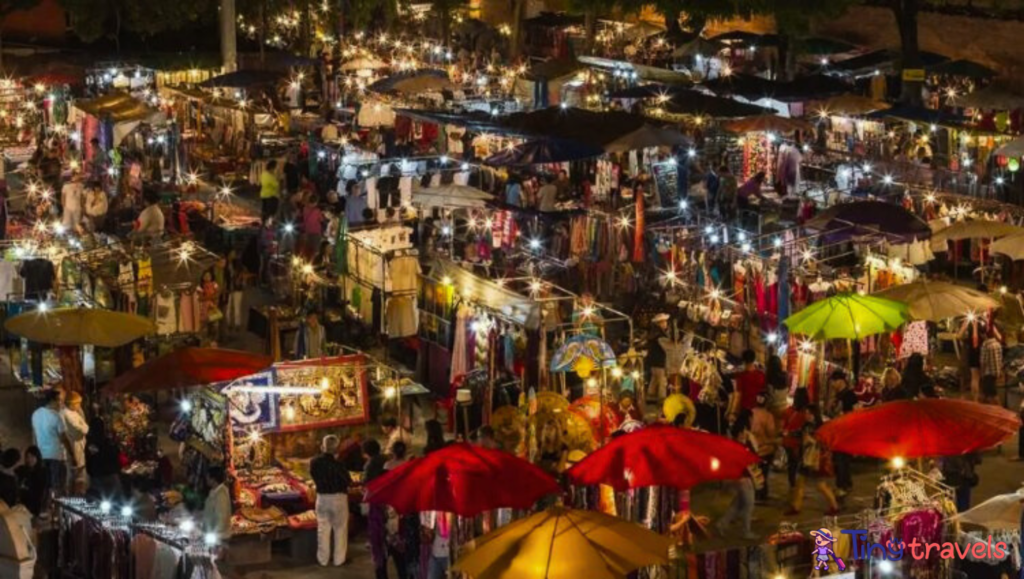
[893,0,922,105]
[258,0,266,66]
[583,9,596,54]
[220,0,238,71]
[510,0,526,58]
[777,32,796,81]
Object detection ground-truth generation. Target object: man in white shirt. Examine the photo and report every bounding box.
[31,389,76,508]
[132,189,165,241]
[537,177,558,213]
[203,466,232,540]
[61,177,84,231]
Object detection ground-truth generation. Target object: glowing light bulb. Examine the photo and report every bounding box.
[710,457,720,471]
[766,332,778,344]
[891,456,906,469]
[384,386,397,399]
[179,518,195,532]
[181,399,193,413]
[611,367,623,378]
[100,500,112,514]
[120,505,133,517]
[320,376,330,390]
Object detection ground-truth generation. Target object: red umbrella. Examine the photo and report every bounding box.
[565,424,759,491]
[364,442,559,516]
[104,347,272,395]
[816,398,1021,459]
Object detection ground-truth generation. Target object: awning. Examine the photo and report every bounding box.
[955,85,1024,110]
[800,37,857,55]
[672,37,724,59]
[603,125,689,153]
[73,93,162,123]
[428,260,541,329]
[723,114,813,134]
[484,137,605,166]
[369,70,453,94]
[927,59,996,79]
[994,135,1024,157]
[710,30,774,47]
[412,184,494,209]
[199,69,284,88]
[831,49,948,75]
[523,59,583,82]
[702,73,849,103]
[660,89,774,118]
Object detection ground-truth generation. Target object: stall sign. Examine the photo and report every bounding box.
[225,371,279,433]
[274,355,370,432]
[901,69,925,82]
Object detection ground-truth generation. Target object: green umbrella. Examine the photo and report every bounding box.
[783,293,909,341]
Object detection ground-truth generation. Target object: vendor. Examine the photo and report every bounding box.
[203,466,232,540]
[132,188,165,241]
[645,313,670,403]
[293,310,326,359]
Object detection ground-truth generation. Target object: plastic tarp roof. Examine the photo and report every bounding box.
[73,93,162,123]
[955,85,1024,110]
[199,69,284,88]
[832,49,948,74]
[484,137,605,165]
[428,259,541,329]
[661,89,774,118]
[927,59,996,79]
[703,73,849,103]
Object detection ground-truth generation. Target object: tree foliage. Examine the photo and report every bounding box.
[59,0,213,43]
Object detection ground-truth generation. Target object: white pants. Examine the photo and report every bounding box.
[226,291,244,329]
[316,493,349,566]
[62,207,82,230]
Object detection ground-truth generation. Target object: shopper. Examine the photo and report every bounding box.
[537,176,558,213]
[60,175,84,232]
[780,388,810,490]
[980,327,1003,405]
[646,313,670,403]
[0,449,20,507]
[787,404,839,516]
[384,442,418,579]
[31,389,75,509]
[765,350,789,418]
[62,391,89,495]
[85,419,122,500]
[733,349,767,413]
[382,417,411,458]
[423,419,448,456]
[880,366,907,401]
[132,188,165,241]
[203,466,232,540]
[829,371,857,497]
[293,310,326,359]
[364,439,389,579]
[260,160,281,223]
[15,447,45,516]
[900,353,932,399]
[749,394,777,501]
[942,453,980,512]
[715,410,759,540]
[311,435,351,567]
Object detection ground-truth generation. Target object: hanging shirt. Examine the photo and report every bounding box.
[19,259,54,300]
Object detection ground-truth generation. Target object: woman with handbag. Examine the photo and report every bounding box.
[786,404,839,516]
[715,410,760,540]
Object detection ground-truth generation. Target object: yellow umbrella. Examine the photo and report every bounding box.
[991,232,1024,260]
[454,506,673,579]
[4,307,155,347]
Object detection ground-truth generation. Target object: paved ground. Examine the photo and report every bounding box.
[8,285,1022,577]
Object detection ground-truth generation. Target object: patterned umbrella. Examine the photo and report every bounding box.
[549,334,617,377]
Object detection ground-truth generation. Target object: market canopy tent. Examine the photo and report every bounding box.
[954,85,1024,110]
[816,399,1019,459]
[70,93,166,146]
[369,69,453,94]
[927,59,997,79]
[931,220,1024,246]
[565,424,759,491]
[722,113,813,134]
[364,442,558,517]
[991,231,1024,260]
[659,90,774,118]
[4,308,155,348]
[804,200,931,243]
[103,347,273,395]
[813,94,890,116]
[783,293,908,340]
[672,37,725,59]
[485,137,605,166]
[994,135,1024,158]
[873,280,1000,322]
[799,37,857,56]
[340,56,388,72]
[428,260,541,329]
[703,73,849,103]
[453,506,673,579]
[412,183,494,209]
[199,70,285,88]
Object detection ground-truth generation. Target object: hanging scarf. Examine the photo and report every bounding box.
[633,191,645,263]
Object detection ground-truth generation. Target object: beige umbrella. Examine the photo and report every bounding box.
[931,220,1024,246]
[392,75,454,93]
[956,490,1024,532]
[873,280,1000,322]
[992,231,1024,260]
[994,135,1024,158]
[340,56,388,72]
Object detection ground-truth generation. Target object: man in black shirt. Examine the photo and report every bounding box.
[311,435,351,567]
[646,313,671,404]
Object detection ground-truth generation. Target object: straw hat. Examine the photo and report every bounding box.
[810,528,835,543]
[652,313,670,323]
